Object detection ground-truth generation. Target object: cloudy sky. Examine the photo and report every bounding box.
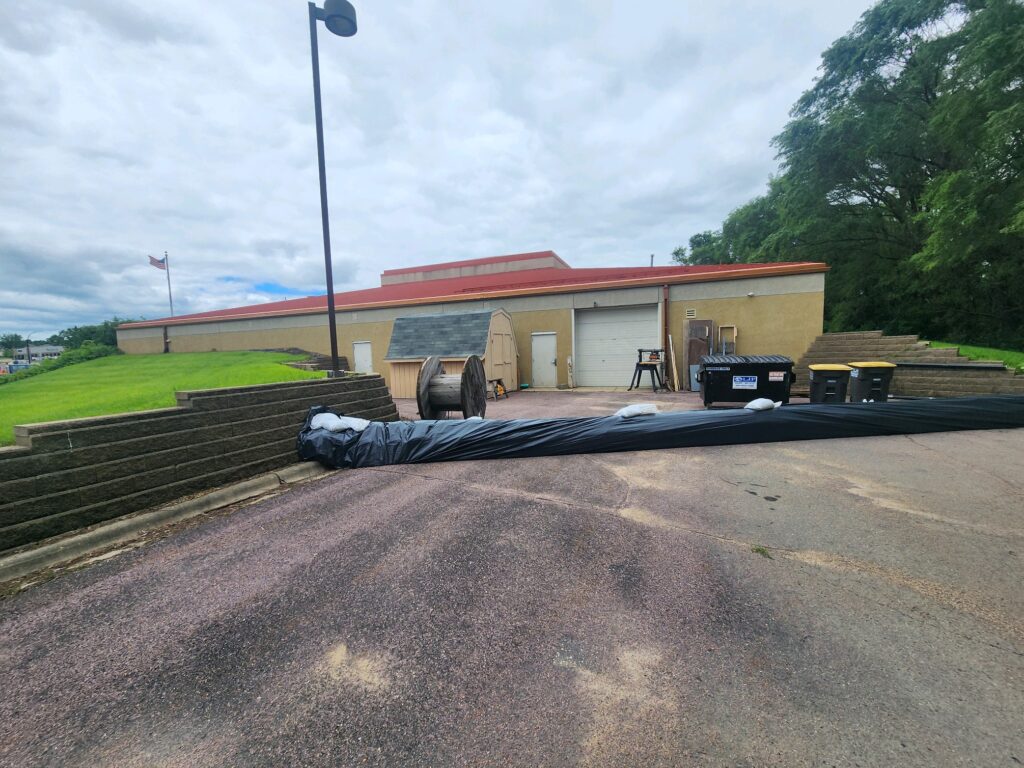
[0,0,873,337]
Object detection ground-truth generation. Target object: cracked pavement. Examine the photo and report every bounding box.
[1,390,1022,766]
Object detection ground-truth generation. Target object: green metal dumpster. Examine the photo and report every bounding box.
[847,361,897,402]
[808,364,853,403]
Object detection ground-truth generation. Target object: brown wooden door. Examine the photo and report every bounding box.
[684,320,713,390]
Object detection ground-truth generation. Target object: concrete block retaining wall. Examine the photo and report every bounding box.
[891,364,1024,398]
[794,331,1024,397]
[0,375,398,553]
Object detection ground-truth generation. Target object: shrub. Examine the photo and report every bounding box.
[0,343,120,385]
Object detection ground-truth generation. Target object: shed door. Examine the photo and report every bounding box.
[353,342,373,373]
[531,333,558,388]
[489,330,514,387]
[574,305,659,387]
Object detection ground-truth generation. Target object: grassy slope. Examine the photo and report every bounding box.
[928,341,1024,371]
[0,351,324,446]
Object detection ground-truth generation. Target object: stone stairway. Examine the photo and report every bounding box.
[285,352,350,372]
[793,331,1024,397]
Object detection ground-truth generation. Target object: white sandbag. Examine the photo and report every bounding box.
[744,398,782,411]
[334,416,371,432]
[310,413,342,430]
[615,403,659,418]
[310,412,371,432]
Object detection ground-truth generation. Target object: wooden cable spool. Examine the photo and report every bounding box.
[416,355,488,420]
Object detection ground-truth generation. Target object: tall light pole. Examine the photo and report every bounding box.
[308,0,357,375]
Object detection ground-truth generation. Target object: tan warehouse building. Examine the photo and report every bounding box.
[117,251,827,391]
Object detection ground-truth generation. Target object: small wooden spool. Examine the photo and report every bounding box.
[416,355,488,420]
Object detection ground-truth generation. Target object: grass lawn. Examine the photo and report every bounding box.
[928,341,1024,372]
[0,351,324,446]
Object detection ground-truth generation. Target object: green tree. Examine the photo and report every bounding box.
[52,318,133,349]
[0,333,24,357]
[670,231,731,265]
[677,0,1024,347]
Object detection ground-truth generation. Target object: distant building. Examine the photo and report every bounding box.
[14,345,64,363]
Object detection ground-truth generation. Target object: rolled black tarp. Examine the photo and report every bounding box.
[296,396,1024,470]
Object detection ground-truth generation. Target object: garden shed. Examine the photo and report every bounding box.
[385,309,518,398]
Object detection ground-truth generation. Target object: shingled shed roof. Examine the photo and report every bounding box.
[385,310,494,360]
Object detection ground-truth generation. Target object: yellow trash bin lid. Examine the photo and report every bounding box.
[809,364,853,371]
[847,361,897,368]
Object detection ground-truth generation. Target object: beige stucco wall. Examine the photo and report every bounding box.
[335,319,394,376]
[508,308,573,388]
[381,254,567,285]
[666,290,825,386]
[116,272,825,392]
[116,327,165,355]
[171,325,330,355]
[117,314,333,358]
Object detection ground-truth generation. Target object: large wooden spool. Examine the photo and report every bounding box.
[416,355,488,420]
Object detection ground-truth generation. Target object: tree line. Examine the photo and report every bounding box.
[1,318,131,357]
[673,0,1024,349]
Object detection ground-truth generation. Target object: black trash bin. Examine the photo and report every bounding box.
[698,355,794,407]
[808,364,853,403]
[847,361,897,402]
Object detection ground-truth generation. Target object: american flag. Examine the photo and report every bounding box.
[148,254,167,270]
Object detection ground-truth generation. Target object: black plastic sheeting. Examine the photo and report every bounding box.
[296,396,1024,470]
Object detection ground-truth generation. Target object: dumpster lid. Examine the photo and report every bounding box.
[809,364,854,371]
[848,361,897,368]
[700,355,745,365]
[700,355,793,365]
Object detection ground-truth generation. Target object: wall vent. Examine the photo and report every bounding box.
[685,308,697,319]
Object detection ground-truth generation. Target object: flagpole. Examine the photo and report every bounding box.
[164,250,175,316]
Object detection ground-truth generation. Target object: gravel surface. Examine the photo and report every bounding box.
[1,391,1022,766]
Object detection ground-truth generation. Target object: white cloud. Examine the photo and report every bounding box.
[0,0,872,337]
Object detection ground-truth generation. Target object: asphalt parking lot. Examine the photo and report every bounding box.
[1,390,1022,766]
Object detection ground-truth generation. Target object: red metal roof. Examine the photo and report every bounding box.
[120,261,827,329]
[381,250,569,277]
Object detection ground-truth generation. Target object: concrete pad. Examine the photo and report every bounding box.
[394,388,709,421]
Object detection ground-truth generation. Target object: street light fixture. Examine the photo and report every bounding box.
[307,0,358,375]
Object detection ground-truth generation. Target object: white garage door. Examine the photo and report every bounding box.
[574,305,659,387]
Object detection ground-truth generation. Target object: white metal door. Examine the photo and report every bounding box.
[530,333,557,388]
[353,341,373,372]
[574,305,659,387]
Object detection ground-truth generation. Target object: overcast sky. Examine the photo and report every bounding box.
[0,0,873,337]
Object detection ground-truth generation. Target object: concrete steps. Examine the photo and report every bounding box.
[793,332,1022,397]
[0,375,399,553]
[284,353,349,372]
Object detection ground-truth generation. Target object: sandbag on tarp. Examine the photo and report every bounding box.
[296,396,1024,470]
